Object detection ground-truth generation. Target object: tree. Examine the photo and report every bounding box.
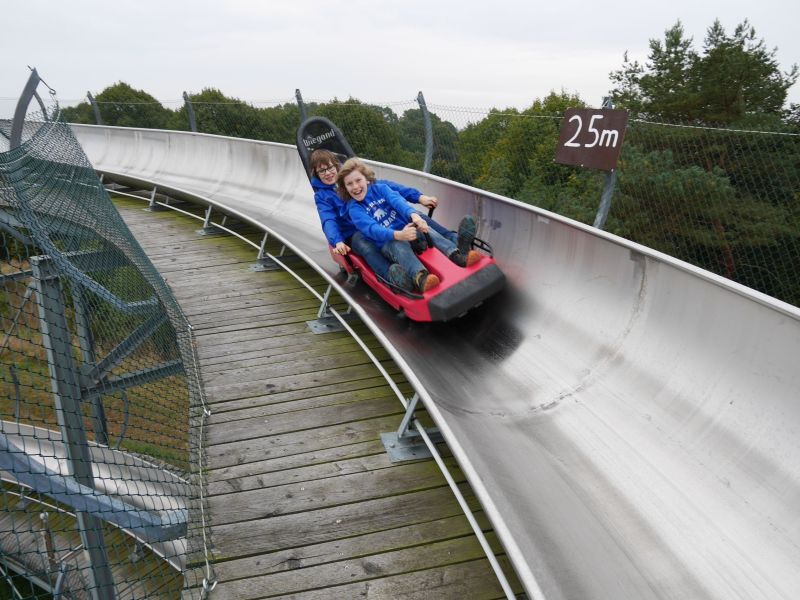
[314,99,405,165]
[396,108,461,178]
[60,82,173,129]
[695,20,798,123]
[609,19,798,124]
[460,92,598,205]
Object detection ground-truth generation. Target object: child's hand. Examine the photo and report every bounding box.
[411,214,429,233]
[419,195,438,208]
[334,241,350,255]
[394,223,418,241]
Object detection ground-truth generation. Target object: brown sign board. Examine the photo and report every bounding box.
[554,108,629,171]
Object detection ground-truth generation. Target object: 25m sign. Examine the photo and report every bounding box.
[554,108,629,171]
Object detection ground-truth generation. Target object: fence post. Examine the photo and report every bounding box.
[183,91,198,133]
[592,96,618,230]
[417,91,433,173]
[30,256,116,600]
[296,88,308,123]
[10,69,42,150]
[71,285,108,445]
[87,92,103,126]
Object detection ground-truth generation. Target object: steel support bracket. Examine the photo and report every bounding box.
[381,393,443,462]
[306,284,356,333]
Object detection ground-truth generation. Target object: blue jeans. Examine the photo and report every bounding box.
[418,213,458,246]
[421,221,457,256]
[381,239,426,281]
[350,231,392,280]
[381,227,458,281]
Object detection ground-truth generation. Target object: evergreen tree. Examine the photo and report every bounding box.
[609,19,798,124]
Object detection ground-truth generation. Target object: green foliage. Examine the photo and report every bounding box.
[455,108,518,185]
[394,108,462,178]
[457,92,601,222]
[611,144,796,288]
[60,100,95,124]
[61,82,174,129]
[313,98,406,165]
[610,19,798,124]
[188,88,300,143]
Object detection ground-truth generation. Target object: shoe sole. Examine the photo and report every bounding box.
[457,217,476,255]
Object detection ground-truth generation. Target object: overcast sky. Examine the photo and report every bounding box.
[1,0,798,117]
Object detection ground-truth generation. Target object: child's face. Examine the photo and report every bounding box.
[316,163,338,185]
[344,170,368,201]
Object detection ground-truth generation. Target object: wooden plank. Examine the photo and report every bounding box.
[206,396,401,446]
[275,557,520,600]
[204,414,403,470]
[208,376,410,419]
[210,512,493,581]
[213,533,505,599]
[202,362,403,405]
[208,439,386,484]
[206,459,453,526]
[207,452,461,497]
[209,485,480,558]
[209,384,410,426]
[112,198,523,599]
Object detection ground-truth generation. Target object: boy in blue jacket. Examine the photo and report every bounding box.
[309,149,459,289]
[339,158,478,293]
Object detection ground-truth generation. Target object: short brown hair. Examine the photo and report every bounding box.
[309,149,341,177]
[337,158,375,200]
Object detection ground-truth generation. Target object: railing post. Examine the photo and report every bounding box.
[197,205,218,235]
[295,88,307,123]
[72,285,108,446]
[30,256,116,600]
[183,91,197,133]
[10,69,42,150]
[250,232,280,271]
[593,96,618,230]
[380,392,443,462]
[87,92,103,126]
[416,91,433,173]
[306,284,355,334]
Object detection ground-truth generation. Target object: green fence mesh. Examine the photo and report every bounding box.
[62,93,800,307]
[1,88,210,598]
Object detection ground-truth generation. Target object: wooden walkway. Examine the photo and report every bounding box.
[115,197,522,599]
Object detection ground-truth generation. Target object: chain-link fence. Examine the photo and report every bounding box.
[61,91,800,307]
[1,75,212,598]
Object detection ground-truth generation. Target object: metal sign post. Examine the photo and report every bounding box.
[554,106,628,230]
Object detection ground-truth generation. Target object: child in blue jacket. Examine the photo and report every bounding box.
[339,158,478,293]
[309,149,458,289]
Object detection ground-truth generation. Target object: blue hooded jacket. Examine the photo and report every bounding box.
[311,176,423,247]
[347,182,417,249]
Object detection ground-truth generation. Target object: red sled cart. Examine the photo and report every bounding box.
[297,117,505,322]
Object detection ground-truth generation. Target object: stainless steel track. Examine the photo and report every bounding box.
[72,124,800,600]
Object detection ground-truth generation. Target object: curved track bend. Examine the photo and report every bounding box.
[72,125,800,600]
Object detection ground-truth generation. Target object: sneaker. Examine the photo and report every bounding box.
[387,264,413,291]
[414,271,440,293]
[457,215,476,255]
[449,249,481,267]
